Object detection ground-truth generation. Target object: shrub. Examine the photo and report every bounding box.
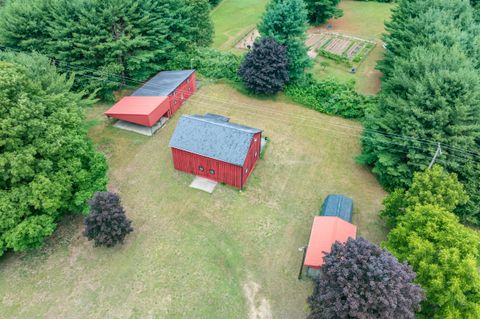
[238,37,289,95]
[308,237,423,319]
[167,47,242,82]
[83,192,133,247]
[0,52,107,255]
[284,77,376,119]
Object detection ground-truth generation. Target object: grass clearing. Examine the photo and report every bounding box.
[311,0,395,95]
[211,0,268,51]
[0,83,387,318]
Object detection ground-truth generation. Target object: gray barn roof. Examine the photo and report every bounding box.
[132,70,195,96]
[169,114,262,166]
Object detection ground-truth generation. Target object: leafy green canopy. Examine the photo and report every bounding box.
[304,0,343,26]
[380,165,469,228]
[238,37,289,95]
[385,205,480,318]
[0,53,107,254]
[0,0,213,98]
[308,237,423,319]
[258,0,312,81]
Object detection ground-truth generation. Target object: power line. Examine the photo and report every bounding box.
[3,46,479,163]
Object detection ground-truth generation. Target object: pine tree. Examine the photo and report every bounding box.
[238,37,289,95]
[0,0,214,97]
[358,43,480,223]
[304,0,342,26]
[258,0,312,81]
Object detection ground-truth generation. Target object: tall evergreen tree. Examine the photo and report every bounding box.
[0,0,214,97]
[359,43,480,223]
[0,52,108,254]
[304,0,342,26]
[258,0,312,81]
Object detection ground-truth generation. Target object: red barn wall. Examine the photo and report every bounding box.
[168,72,197,116]
[241,132,262,186]
[171,148,243,189]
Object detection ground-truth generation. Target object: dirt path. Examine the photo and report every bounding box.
[243,280,273,319]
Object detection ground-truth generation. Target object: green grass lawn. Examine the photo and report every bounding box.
[0,84,387,318]
[311,0,395,95]
[211,0,268,51]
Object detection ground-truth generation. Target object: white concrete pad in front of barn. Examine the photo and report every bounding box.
[190,176,218,193]
[112,117,168,136]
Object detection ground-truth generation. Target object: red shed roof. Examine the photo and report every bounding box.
[104,96,169,127]
[105,96,168,115]
[304,216,357,269]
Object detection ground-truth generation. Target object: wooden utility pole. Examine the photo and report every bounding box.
[428,143,442,169]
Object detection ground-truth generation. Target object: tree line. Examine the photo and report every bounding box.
[357,0,480,225]
[0,0,213,98]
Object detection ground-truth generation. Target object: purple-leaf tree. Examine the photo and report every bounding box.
[83,192,133,247]
[307,237,424,319]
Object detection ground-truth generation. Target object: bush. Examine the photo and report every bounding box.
[238,37,289,95]
[83,192,133,247]
[385,205,480,318]
[167,47,242,82]
[305,0,343,26]
[284,77,376,119]
[308,237,423,319]
[0,52,107,255]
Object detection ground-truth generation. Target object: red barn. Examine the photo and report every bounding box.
[104,70,196,127]
[169,114,263,189]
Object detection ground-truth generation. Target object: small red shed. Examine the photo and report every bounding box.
[304,216,357,271]
[104,70,196,127]
[169,114,263,189]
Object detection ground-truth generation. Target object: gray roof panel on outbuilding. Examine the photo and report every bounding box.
[132,70,195,96]
[319,194,354,223]
[169,114,262,166]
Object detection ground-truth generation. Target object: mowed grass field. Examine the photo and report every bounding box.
[311,0,395,95]
[211,0,268,51]
[0,83,387,318]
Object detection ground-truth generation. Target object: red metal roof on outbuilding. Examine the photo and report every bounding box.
[104,96,169,127]
[304,216,357,269]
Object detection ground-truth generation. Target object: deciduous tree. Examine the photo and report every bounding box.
[308,237,423,319]
[238,37,289,95]
[0,52,107,255]
[83,192,133,247]
[304,0,342,26]
[380,165,468,227]
[385,205,480,318]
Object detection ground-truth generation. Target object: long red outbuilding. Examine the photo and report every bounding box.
[104,70,196,127]
[169,114,263,189]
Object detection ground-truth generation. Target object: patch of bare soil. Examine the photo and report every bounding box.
[243,280,273,319]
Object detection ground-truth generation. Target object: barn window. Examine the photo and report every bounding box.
[254,138,257,142]
[245,168,249,173]
[188,86,191,92]
[209,169,215,175]
[254,151,258,158]
[198,166,204,172]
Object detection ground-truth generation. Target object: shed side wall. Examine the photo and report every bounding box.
[241,132,262,188]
